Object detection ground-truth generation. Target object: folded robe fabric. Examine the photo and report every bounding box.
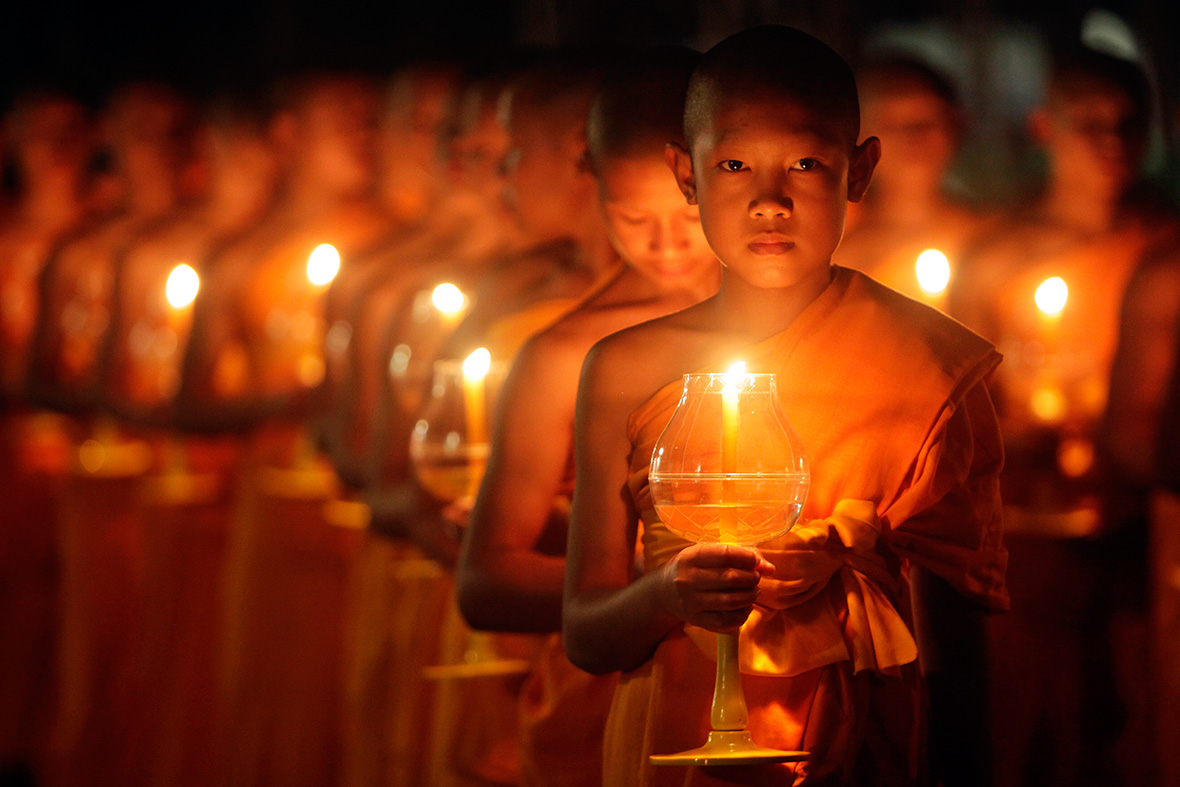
[609,266,1008,786]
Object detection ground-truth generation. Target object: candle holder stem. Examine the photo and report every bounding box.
[711,632,747,731]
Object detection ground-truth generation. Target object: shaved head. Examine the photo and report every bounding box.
[586,47,699,169]
[684,26,860,150]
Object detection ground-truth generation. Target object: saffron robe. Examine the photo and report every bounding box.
[611,266,1007,786]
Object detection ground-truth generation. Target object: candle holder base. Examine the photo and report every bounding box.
[649,730,808,766]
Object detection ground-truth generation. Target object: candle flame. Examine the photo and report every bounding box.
[431,282,466,316]
[724,360,747,381]
[165,264,200,309]
[306,244,341,286]
[915,249,951,295]
[462,347,492,382]
[1035,276,1068,316]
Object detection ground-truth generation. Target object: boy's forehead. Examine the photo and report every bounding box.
[693,88,850,148]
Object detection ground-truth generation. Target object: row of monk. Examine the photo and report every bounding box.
[1,25,1179,787]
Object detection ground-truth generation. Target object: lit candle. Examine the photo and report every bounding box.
[462,347,492,446]
[1035,276,1068,318]
[721,360,746,474]
[165,263,200,333]
[462,347,492,500]
[431,282,467,328]
[915,249,950,308]
[720,361,746,542]
[306,243,341,287]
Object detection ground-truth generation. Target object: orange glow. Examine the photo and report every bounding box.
[1030,385,1068,423]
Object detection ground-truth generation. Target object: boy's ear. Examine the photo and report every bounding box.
[666,141,697,205]
[847,136,881,203]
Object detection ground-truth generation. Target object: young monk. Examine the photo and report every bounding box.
[563,26,1008,786]
[26,81,193,413]
[455,48,719,787]
[103,93,278,422]
[0,89,94,400]
[1102,244,1180,784]
[0,86,94,782]
[948,48,1179,787]
[832,56,993,307]
[175,71,387,434]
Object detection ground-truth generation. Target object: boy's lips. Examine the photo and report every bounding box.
[748,233,794,255]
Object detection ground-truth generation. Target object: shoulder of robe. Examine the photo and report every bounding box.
[830,267,1000,401]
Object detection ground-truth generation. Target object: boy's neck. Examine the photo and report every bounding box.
[20,177,86,230]
[711,263,833,341]
[1041,177,1120,234]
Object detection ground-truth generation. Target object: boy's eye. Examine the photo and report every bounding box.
[718,159,746,172]
[793,158,820,171]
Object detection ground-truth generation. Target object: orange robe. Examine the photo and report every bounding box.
[612,267,1007,785]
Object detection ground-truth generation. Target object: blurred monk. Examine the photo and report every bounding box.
[0,86,94,784]
[1102,241,1180,784]
[335,65,535,787]
[104,93,278,425]
[97,93,278,787]
[833,56,994,308]
[949,47,1179,787]
[360,54,612,787]
[564,27,1007,786]
[456,48,721,787]
[176,71,385,434]
[20,80,195,787]
[26,82,193,414]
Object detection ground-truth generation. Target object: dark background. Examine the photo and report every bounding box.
[3,0,1177,201]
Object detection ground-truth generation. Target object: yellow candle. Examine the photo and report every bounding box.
[462,347,492,446]
[720,361,746,542]
[462,347,492,500]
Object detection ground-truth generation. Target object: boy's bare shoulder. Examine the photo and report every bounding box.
[580,304,711,408]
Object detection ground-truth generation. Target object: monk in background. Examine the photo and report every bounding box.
[15,81,195,787]
[564,26,1007,786]
[176,70,386,435]
[27,82,194,415]
[362,54,612,787]
[173,70,385,787]
[950,47,1179,787]
[1102,239,1180,784]
[0,86,94,786]
[833,56,994,308]
[456,47,721,787]
[96,91,278,787]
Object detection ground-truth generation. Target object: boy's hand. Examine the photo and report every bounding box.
[656,543,775,633]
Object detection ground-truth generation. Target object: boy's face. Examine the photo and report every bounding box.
[502,93,591,243]
[1036,85,1147,200]
[597,155,717,292]
[298,80,377,197]
[862,87,957,195]
[671,89,876,289]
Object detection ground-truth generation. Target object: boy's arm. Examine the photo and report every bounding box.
[456,333,580,633]
[563,340,770,675]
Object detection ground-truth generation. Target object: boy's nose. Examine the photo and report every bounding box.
[748,193,792,219]
[748,176,792,219]
[649,220,691,254]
